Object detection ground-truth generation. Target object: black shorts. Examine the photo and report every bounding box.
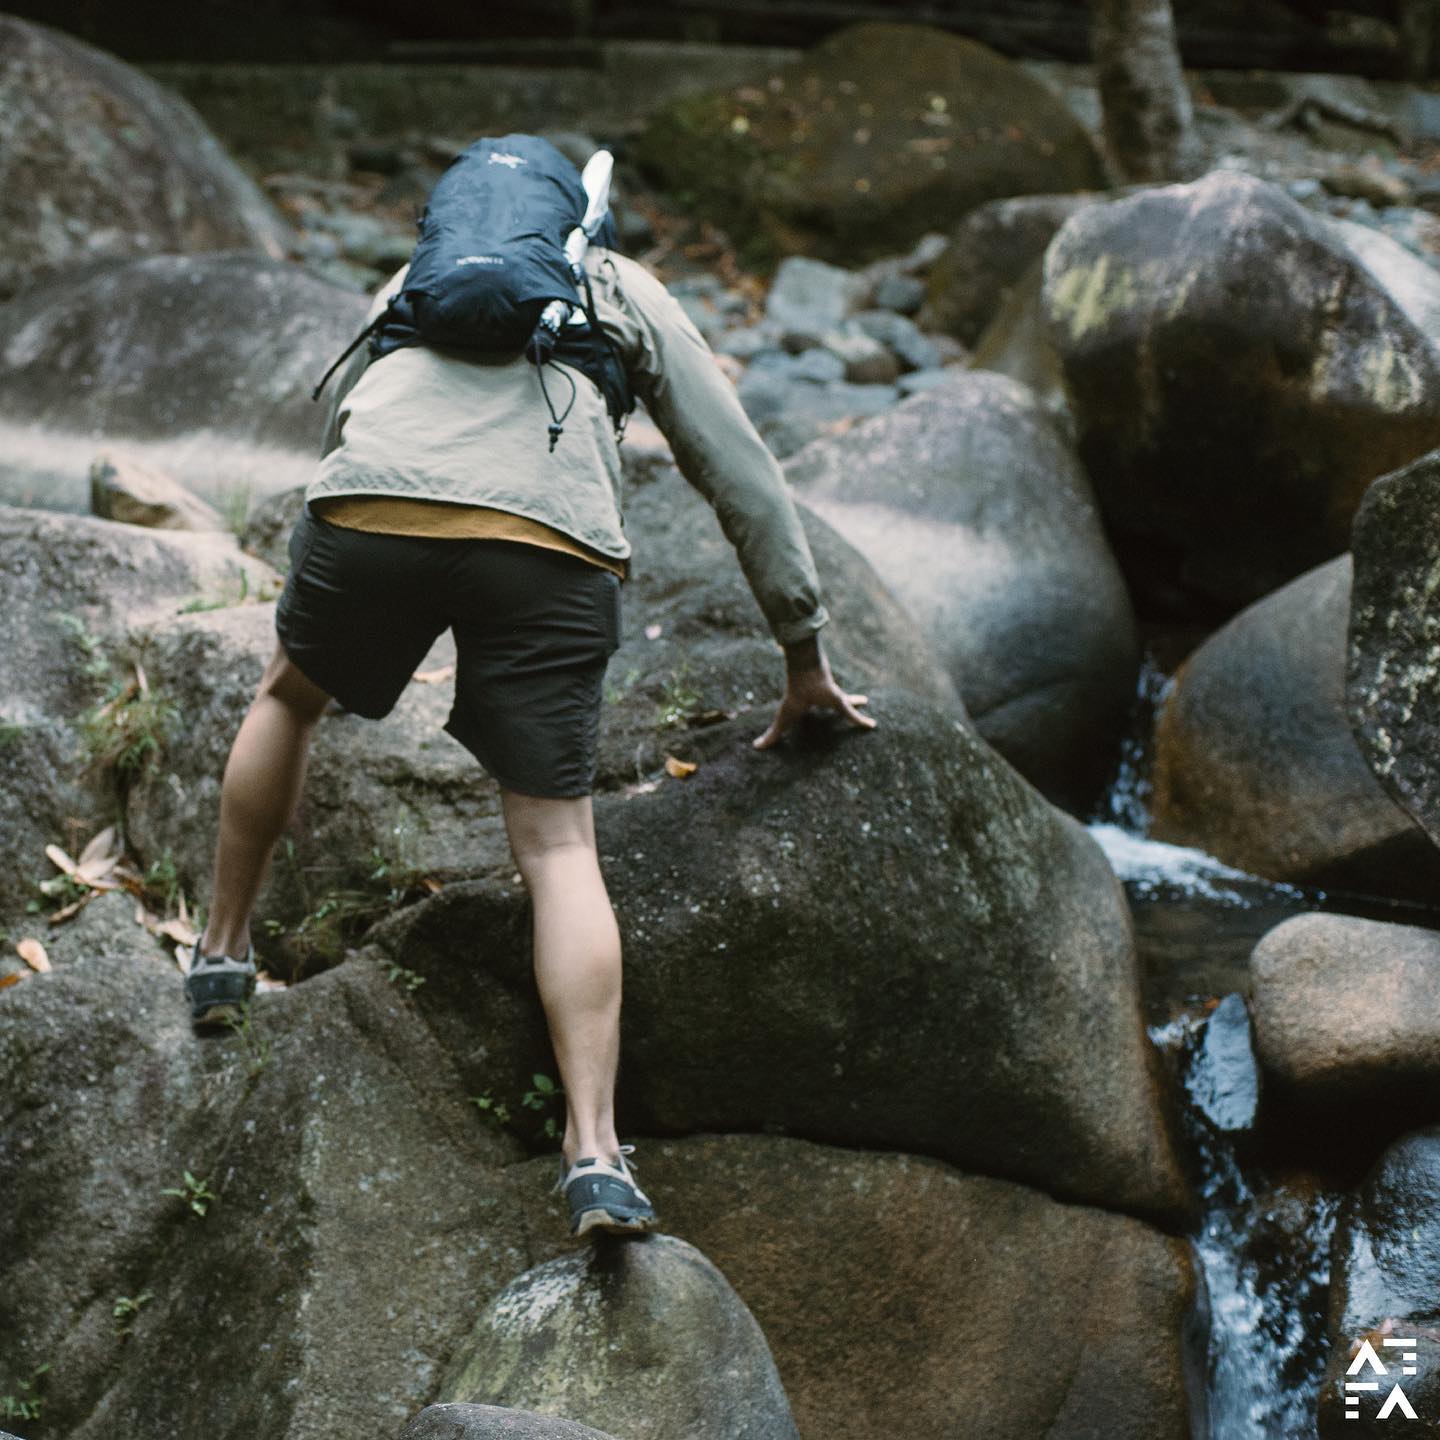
[275,505,622,798]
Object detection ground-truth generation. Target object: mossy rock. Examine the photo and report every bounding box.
[635,22,1105,267]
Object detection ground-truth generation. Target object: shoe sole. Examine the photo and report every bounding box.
[192,1002,248,1028]
[573,1207,657,1238]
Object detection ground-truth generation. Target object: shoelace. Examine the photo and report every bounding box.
[552,1143,640,1196]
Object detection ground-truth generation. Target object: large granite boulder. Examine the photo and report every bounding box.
[0,254,366,510]
[634,1136,1196,1440]
[442,1236,800,1440]
[1150,556,1440,901]
[0,893,1194,1440]
[0,15,290,301]
[371,690,1189,1221]
[1251,913,1440,1108]
[785,371,1138,808]
[1347,446,1440,852]
[1044,172,1440,618]
[0,928,533,1440]
[124,473,955,956]
[635,23,1105,267]
[1318,1128,1440,1435]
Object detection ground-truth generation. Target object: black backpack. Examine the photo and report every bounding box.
[313,134,633,448]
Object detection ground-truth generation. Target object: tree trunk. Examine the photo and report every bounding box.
[1093,0,1200,183]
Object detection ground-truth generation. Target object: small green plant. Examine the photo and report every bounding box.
[27,867,89,916]
[522,1071,565,1141]
[223,1004,272,1078]
[162,1170,215,1217]
[113,1291,154,1339]
[82,683,180,775]
[55,612,110,684]
[386,963,426,993]
[0,719,25,751]
[220,483,253,540]
[143,850,181,911]
[1,1361,51,1420]
[472,1073,564,1142]
[471,1092,512,1127]
[657,661,701,728]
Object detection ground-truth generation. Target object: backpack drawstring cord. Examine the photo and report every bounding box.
[532,335,577,452]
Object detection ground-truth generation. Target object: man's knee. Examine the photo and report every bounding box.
[257,646,332,724]
[502,791,597,872]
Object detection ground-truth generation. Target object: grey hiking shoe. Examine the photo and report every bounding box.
[552,1144,658,1238]
[183,943,257,1027]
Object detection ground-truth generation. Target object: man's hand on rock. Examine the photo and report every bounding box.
[753,635,876,751]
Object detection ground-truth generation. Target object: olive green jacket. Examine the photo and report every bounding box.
[311,250,828,646]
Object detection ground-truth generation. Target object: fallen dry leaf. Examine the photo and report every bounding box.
[413,664,456,684]
[16,938,51,973]
[0,973,22,990]
[45,843,78,877]
[157,917,198,949]
[48,893,96,926]
[76,825,122,885]
[421,877,444,894]
[664,755,699,779]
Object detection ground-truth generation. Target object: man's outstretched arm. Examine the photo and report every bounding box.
[616,258,875,745]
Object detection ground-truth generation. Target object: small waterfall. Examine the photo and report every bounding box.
[1154,999,1340,1439]
[1093,651,1173,833]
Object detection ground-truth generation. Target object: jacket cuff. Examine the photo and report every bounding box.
[773,605,830,647]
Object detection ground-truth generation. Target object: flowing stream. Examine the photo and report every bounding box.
[1087,653,1341,1439]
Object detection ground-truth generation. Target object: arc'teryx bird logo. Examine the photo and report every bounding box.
[488,152,527,169]
[1346,1338,1419,1420]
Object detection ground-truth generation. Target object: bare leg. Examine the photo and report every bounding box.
[200,645,332,958]
[501,789,622,1169]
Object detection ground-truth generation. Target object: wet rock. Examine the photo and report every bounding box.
[0,254,367,511]
[631,1137,1196,1440]
[786,372,1139,808]
[1043,171,1440,618]
[374,690,1190,1220]
[401,1410,618,1440]
[1319,1128,1440,1435]
[0,936,533,1440]
[1251,913,1440,1106]
[1347,447,1440,852]
[442,1236,799,1440]
[0,16,290,301]
[1151,556,1440,901]
[90,452,225,531]
[1189,992,1260,1133]
[635,23,1105,266]
[924,193,1094,346]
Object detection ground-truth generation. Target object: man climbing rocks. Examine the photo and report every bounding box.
[183,137,875,1239]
